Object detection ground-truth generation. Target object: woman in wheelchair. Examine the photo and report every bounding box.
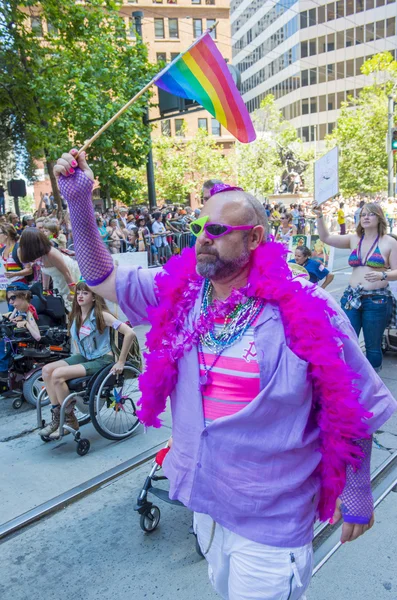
[39,281,135,440]
[8,289,41,342]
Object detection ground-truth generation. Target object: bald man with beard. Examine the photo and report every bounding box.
[54,149,396,600]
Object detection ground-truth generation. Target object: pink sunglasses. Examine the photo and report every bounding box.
[190,215,255,239]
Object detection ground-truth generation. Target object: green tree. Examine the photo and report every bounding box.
[236,95,304,197]
[0,0,155,206]
[327,52,397,195]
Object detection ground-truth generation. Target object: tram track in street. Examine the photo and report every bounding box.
[2,436,397,580]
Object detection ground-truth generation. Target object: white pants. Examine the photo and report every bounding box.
[194,512,312,600]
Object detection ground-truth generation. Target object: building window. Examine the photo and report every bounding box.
[309,8,316,25]
[192,0,201,3]
[154,18,165,38]
[301,70,309,86]
[337,61,345,79]
[310,68,317,84]
[300,11,308,28]
[336,0,344,17]
[337,91,345,108]
[318,35,326,53]
[302,98,309,115]
[127,0,138,3]
[205,0,215,4]
[310,97,317,113]
[171,52,180,61]
[153,0,163,3]
[346,59,354,77]
[161,120,171,136]
[319,66,327,83]
[386,17,395,37]
[319,95,326,111]
[366,0,374,7]
[327,64,335,81]
[327,33,335,51]
[356,0,365,10]
[302,126,309,142]
[376,0,385,5]
[156,52,167,63]
[366,23,374,42]
[309,39,316,56]
[207,19,217,38]
[193,18,203,38]
[328,94,335,110]
[31,16,43,36]
[310,126,317,142]
[198,118,208,131]
[167,0,177,3]
[356,56,364,75]
[169,18,179,38]
[318,5,325,23]
[346,28,354,47]
[328,123,335,135]
[337,30,344,49]
[129,18,136,38]
[47,21,58,35]
[327,2,335,20]
[175,119,185,136]
[356,25,364,44]
[301,41,308,58]
[376,19,385,38]
[319,124,327,140]
[211,119,221,136]
[346,0,354,13]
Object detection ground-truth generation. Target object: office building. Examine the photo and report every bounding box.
[231,0,397,144]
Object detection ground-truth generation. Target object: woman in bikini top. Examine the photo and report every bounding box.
[313,201,397,372]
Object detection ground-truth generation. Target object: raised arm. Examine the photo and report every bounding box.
[54,150,117,303]
[312,202,352,249]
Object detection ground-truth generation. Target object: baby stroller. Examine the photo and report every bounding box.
[382,282,397,354]
[135,445,204,557]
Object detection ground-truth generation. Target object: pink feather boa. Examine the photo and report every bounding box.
[137,241,372,520]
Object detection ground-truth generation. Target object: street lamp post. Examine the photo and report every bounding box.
[133,11,157,210]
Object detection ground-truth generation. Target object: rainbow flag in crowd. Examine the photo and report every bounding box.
[154,33,256,144]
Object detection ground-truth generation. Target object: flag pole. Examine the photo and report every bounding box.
[77,22,218,157]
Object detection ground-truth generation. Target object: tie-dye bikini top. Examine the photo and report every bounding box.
[348,235,386,268]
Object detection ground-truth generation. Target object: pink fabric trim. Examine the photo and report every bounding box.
[136,241,372,521]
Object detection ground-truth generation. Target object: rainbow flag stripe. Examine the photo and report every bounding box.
[154,33,256,144]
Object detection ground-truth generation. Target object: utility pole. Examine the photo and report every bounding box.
[133,11,157,210]
[387,95,395,198]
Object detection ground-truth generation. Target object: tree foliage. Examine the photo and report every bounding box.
[236,95,305,197]
[327,52,397,195]
[129,127,235,205]
[0,0,155,202]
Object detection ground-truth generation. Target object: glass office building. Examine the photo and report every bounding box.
[231,0,397,143]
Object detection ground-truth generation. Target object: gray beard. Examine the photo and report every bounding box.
[196,249,250,281]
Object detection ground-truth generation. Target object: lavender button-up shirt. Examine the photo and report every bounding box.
[117,265,397,547]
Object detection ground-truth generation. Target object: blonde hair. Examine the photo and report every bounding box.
[43,218,60,235]
[356,203,387,238]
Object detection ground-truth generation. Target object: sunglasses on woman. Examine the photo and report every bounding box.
[190,215,255,240]
[8,295,16,301]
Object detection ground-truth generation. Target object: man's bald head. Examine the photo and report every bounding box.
[202,190,269,240]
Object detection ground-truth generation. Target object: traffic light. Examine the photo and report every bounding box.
[392,127,397,152]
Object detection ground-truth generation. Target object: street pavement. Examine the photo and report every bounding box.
[1,249,397,600]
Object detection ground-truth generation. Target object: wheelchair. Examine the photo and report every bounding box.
[36,330,142,456]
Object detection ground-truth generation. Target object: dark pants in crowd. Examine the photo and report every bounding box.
[340,223,346,235]
[341,292,392,371]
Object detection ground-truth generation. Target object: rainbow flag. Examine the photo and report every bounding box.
[154,33,256,144]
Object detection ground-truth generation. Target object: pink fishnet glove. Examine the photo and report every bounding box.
[340,438,373,524]
[58,168,114,286]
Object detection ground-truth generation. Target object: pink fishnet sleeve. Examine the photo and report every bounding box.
[58,169,114,286]
[340,438,373,524]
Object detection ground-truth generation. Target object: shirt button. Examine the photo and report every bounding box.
[197,462,202,468]
[202,430,208,437]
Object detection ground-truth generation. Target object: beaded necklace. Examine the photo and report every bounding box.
[199,279,264,390]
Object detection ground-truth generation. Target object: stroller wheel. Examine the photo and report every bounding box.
[140,506,161,533]
[12,397,23,410]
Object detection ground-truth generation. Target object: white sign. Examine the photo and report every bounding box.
[314,147,339,206]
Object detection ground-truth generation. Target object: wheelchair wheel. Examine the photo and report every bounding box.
[140,506,160,533]
[23,369,49,407]
[89,363,141,440]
